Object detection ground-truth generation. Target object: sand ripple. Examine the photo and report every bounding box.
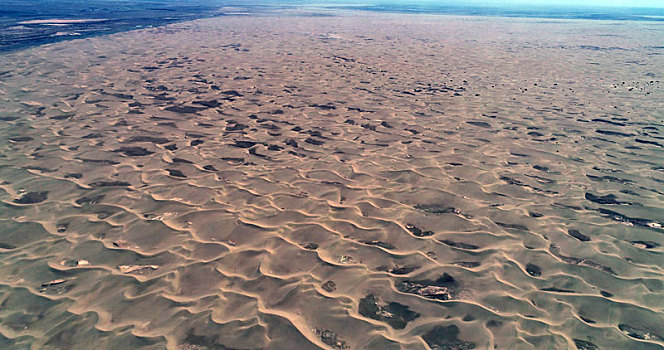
[0,12,663,349]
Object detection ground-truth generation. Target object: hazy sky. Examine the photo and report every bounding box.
[477,0,664,7]
[380,0,664,8]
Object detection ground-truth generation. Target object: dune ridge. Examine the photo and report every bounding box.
[0,12,663,349]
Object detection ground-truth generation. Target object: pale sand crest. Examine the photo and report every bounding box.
[18,19,108,25]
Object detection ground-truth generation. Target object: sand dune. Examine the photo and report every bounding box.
[0,11,663,350]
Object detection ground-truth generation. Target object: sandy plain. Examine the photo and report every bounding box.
[0,10,663,350]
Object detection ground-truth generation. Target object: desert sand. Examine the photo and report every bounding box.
[0,10,663,350]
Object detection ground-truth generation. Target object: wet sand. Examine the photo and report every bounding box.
[0,11,663,350]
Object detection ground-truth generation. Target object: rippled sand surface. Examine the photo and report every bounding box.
[1,12,663,350]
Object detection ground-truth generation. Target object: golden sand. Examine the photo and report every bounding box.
[0,12,663,349]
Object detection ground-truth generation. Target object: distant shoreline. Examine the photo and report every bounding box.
[2,2,664,54]
[0,0,236,53]
[0,15,225,53]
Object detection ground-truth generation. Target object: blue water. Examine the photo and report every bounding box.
[2,0,664,52]
[329,3,664,21]
[0,0,233,52]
